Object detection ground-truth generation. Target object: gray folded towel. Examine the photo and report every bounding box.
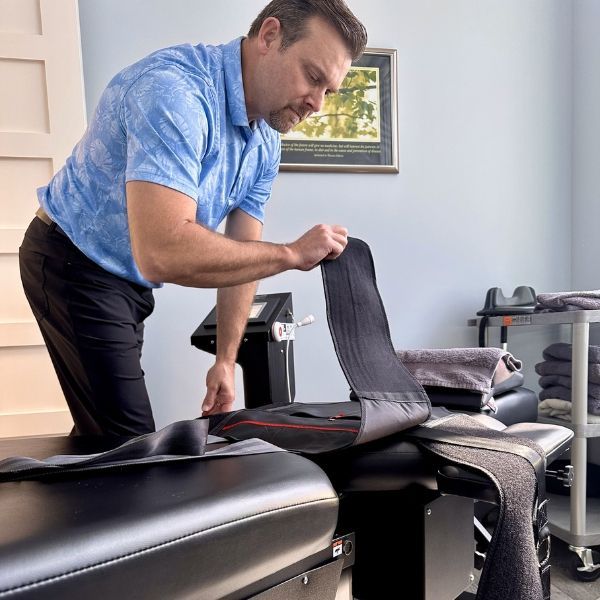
[535,360,600,385]
[539,385,600,415]
[542,342,600,364]
[396,347,521,395]
[536,290,600,311]
[539,374,600,400]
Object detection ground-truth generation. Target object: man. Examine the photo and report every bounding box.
[19,0,367,436]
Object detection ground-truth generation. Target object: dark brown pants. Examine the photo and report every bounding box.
[19,217,156,436]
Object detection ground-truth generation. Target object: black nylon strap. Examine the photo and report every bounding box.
[321,238,430,445]
[321,237,429,404]
[0,420,285,481]
[0,419,207,481]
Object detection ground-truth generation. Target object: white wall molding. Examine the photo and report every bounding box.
[0,321,44,347]
[0,409,72,438]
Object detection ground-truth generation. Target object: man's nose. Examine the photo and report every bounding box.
[306,89,326,113]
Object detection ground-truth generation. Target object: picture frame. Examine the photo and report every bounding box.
[279,48,399,173]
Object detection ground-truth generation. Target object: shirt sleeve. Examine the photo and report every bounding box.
[122,66,211,201]
[237,132,281,223]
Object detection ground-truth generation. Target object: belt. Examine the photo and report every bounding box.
[36,206,53,226]
[36,207,67,238]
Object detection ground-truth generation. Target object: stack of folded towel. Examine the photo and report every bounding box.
[536,342,600,417]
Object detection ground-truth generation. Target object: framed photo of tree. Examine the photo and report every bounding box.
[279,48,398,173]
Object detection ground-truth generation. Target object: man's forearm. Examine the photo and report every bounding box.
[127,181,348,287]
[145,222,294,288]
[215,282,258,364]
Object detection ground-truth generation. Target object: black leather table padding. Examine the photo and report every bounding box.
[473,387,538,425]
[0,436,338,600]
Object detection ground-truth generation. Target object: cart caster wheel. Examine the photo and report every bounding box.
[570,549,600,582]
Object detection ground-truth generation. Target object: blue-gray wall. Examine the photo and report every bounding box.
[78,0,577,427]
[572,0,600,291]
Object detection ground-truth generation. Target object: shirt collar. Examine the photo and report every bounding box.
[222,37,251,128]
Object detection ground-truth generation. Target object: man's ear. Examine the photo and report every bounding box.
[257,17,282,53]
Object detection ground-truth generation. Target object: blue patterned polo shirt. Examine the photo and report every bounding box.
[38,37,281,287]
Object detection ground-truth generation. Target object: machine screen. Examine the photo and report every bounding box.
[196,294,282,329]
[249,301,267,320]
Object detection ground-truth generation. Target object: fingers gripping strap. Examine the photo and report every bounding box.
[321,238,431,444]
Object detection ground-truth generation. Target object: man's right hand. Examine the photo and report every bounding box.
[287,224,349,271]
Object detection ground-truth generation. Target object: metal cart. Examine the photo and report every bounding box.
[469,309,600,580]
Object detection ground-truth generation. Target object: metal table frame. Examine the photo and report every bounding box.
[469,310,600,548]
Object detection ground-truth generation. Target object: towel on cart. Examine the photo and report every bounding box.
[539,386,600,415]
[542,342,600,364]
[396,347,521,395]
[538,398,600,422]
[535,360,600,385]
[536,290,600,312]
[539,375,600,400]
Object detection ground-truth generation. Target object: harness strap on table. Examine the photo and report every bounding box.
[0,419,285,482]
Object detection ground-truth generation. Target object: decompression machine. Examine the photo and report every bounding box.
[0,244,575,600]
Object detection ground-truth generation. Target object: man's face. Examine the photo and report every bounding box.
[258,17,352,134]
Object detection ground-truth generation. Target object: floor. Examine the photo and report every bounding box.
[549,539,600,600]
[465,537,600,600]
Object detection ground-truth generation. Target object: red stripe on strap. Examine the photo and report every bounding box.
[221,420,359,434]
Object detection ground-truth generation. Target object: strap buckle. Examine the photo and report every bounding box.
[537,533,551,567]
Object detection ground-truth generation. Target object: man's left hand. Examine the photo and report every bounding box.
[202,360,236,416]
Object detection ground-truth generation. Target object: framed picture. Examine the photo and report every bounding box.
[280,48,398,173]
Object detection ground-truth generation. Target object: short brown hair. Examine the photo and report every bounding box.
[248,0,367,62]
